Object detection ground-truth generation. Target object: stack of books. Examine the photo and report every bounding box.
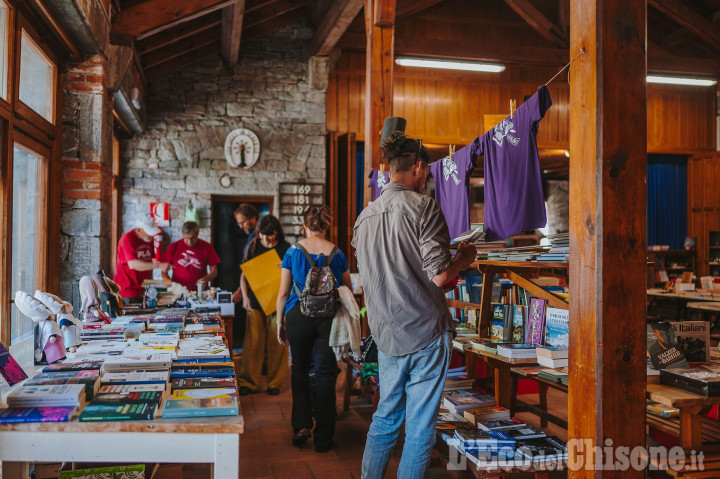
[515,436,568,462]
[496,344,537,359]
[79,389,163,421]
[444,367,474,392]
[442,390,495,415]
[537,368,568,385]
[463,406,511,425]
[536,347,569,368]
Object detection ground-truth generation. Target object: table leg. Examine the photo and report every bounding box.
[539,384,548,427]
[343,359,352,411]
[494,366,513,409]
[679,406,704,450]
[214,433,239,479]
[2,461,29,478]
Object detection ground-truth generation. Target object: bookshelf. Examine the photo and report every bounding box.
[646,249,696,287]
[710,231,720,278]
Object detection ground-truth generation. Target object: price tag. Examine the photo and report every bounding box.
[278,183,325,243]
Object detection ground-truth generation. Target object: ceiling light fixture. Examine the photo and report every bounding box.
[395,57,505,73]
[647,75,717,87]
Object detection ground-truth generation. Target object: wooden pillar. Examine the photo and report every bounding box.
[363,0,395,177]
[568,0,646,477]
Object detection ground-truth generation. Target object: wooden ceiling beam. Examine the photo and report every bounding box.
[145,41,221,81]
[112,0,235,40]
[648,39,720,75]
[136,13,222,55]
[648,0,720,52]
[396,0,445,17]
[221,0,246,67]
[141,27,222,69]
[243,3,313,40]
[244,0,314,29]
[310,0,363,56]
[503,0,568,49]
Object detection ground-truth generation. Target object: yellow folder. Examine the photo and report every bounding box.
[240,249,282,315]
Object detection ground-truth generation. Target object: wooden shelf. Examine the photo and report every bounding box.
[446,298,480,309]
[474,260,567,269]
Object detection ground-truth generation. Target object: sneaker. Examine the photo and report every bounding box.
[267,388,280,395]
[238,386,252,396]
[292,428,312,446]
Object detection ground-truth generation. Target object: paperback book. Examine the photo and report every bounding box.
[98,384,165,394]
[496,343,537,359]
[0,341,28,385]
[453,429,516,452]
[92,390,164,403]
[671,321,710,363]
[511,305,525,343]
[443,393,495,414]
[463,406,511,424]
[169,367,235,379]
[162,396,239,418]
[79,401,159,421]
[171,377,238,390]
[0,406,76,424]
[7,384,86,407]
[25,370,100,400]
[477,417,526,431]
[516,436,568,461]
[172,387,237,399]
[647,322,689,370]
[43,361,104,372]
[543,307,569,348]
[490,303,507,341]
[525,298,547,346]
[100,371,169,386]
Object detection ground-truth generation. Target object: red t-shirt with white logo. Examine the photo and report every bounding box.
[161,238,221,291]
[114,230,154,298]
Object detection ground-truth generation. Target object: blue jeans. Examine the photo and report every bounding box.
[361,331,452,479]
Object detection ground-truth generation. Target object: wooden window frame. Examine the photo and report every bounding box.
[0,1,62,346]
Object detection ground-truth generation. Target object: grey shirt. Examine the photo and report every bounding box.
[352,182,454,356]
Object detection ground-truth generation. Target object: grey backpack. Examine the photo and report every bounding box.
[293,244,340,318]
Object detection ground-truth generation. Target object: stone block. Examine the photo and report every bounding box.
[61,208,100,236]
[227,103,253,117]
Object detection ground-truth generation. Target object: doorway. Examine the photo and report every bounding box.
[211,195,273,350]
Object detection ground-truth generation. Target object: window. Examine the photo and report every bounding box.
[0,1,8,100]
[11,142,47,343]
[19,29,55,123]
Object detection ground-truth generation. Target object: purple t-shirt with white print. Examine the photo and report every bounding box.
[368,169,390,201]
[428,145,475,239]
[475,85,552,241]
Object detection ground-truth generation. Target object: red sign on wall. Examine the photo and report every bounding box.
[150,202,170,227]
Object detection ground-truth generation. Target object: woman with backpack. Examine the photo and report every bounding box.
[276,205,352,453]
[236,215,291,396]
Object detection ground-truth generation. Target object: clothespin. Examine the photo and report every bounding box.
[510,99,517,119]
[449,145,456,162]
[380,163,386,173]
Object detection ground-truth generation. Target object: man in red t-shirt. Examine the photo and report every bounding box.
[161,222,220,291]
[114,215,168,302]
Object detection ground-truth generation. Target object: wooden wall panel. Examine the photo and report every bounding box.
[688,153,720,277]
[328,51,716,152]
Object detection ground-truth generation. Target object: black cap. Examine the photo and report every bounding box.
[381,117,407,144]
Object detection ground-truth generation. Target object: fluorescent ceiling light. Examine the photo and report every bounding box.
[647,75,716,86]
[395,57,505,73]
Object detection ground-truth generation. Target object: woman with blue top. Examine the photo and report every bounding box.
[276,205,352,453]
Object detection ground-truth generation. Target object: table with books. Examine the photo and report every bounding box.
[437,368,567,478]
[0,309,243,478]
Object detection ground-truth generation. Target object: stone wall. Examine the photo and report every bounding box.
[120,20,327,243]
[59,55,114,299]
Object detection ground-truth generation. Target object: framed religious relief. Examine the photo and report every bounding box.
[224,128,260,168]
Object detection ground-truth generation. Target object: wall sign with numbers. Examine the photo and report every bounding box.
[279,182,325,242]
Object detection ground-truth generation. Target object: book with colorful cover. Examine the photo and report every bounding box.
[171,377,237,390]
[59,464,145,479]
[162,396,239,418]
[477,417,526,431]
[98,384,165,394]
[490,303,505,341]
[169,367,235,379]
[512,305,525,343]
[0,341,28,385]
[526,298,547,346]
[79,401,159,421]
[7,384,86,407]
[0,406,76,424]
[646,400,680,418]
[92,390,164,403]
[42,361,104,372]
[100,371,169,385]
[647,322,689,370]
[505,426,546,440]
[172,387,237,399]
[170,362,234,370]
[25,370,100,400]
[543,307,569,348]
[453,429,516,450]
[516,436,568,460]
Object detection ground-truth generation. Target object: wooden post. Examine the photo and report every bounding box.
[568,0,647,477]
[363,0,395,181]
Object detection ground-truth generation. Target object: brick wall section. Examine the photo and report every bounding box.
[59,54,113,298]
[121,20,327,243]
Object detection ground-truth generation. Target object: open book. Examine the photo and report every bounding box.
[450,225,485,249]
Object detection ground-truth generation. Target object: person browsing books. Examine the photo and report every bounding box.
[276,205,352,453]
[352,132,477,478]
[113,214,169,303]
[236,215,290,396]
[231,203,259,304]
[161,221,220,291]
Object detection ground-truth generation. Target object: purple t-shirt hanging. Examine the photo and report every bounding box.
[368,169,390,201]
[428,145,474,239]
[474,85,552,241]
